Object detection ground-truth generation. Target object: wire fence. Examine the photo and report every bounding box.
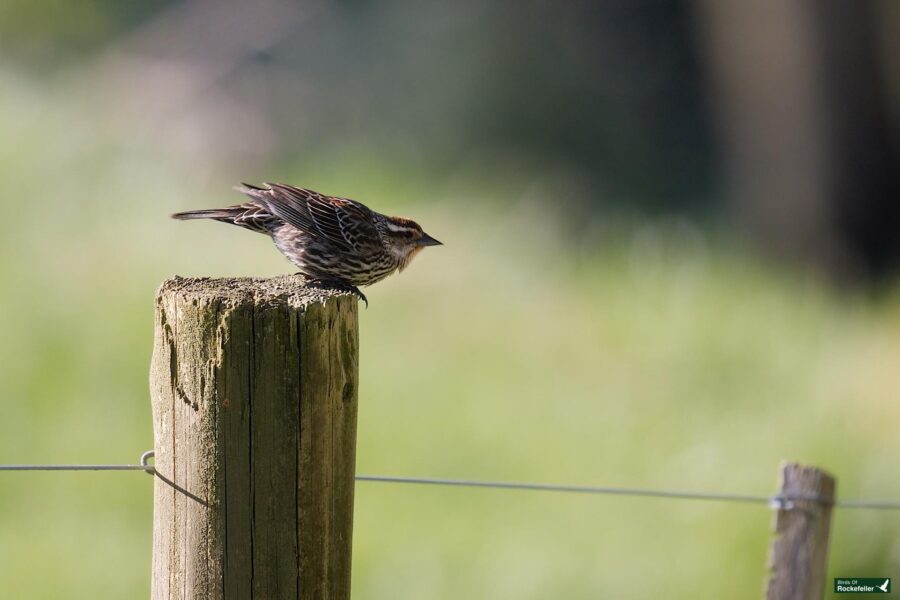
[2,450,899,511]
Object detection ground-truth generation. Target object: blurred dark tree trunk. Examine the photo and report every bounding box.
[693,0,900,281]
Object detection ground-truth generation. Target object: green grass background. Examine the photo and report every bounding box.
[1,73,899,599]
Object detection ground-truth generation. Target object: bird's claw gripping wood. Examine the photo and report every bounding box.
[302,276,369,308]
[347,285,368,308]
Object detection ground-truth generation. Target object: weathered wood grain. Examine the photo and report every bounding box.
[149,275,359,600]
[765,462,836,600]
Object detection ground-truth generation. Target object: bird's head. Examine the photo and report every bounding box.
[381,216,442,271]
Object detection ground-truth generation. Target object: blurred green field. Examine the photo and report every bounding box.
[1,72,899,599]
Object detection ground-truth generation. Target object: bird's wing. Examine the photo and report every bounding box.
[240,183,380,254]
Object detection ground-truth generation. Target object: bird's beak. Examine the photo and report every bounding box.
[419,233,443,247]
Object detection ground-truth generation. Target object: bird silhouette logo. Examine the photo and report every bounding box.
[878,579,890,592]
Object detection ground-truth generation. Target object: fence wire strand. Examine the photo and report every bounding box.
[1,451,899,510]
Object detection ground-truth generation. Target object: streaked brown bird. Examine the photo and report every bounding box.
[172,183,442,305]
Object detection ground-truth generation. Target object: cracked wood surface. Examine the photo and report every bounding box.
[150,275,359,600]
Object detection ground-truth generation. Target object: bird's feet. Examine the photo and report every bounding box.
[344,284,368,308]
[300,276,368,308]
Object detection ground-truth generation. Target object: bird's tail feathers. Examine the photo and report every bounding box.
[171,207,244,221]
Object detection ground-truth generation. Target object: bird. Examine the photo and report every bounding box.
[878,580,890,593]
[172,182,442,306]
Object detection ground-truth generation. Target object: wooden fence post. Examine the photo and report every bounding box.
[765,462,836,600]
[149,275,359,600]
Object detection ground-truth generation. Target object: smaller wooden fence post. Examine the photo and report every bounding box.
[765,462,836,600]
